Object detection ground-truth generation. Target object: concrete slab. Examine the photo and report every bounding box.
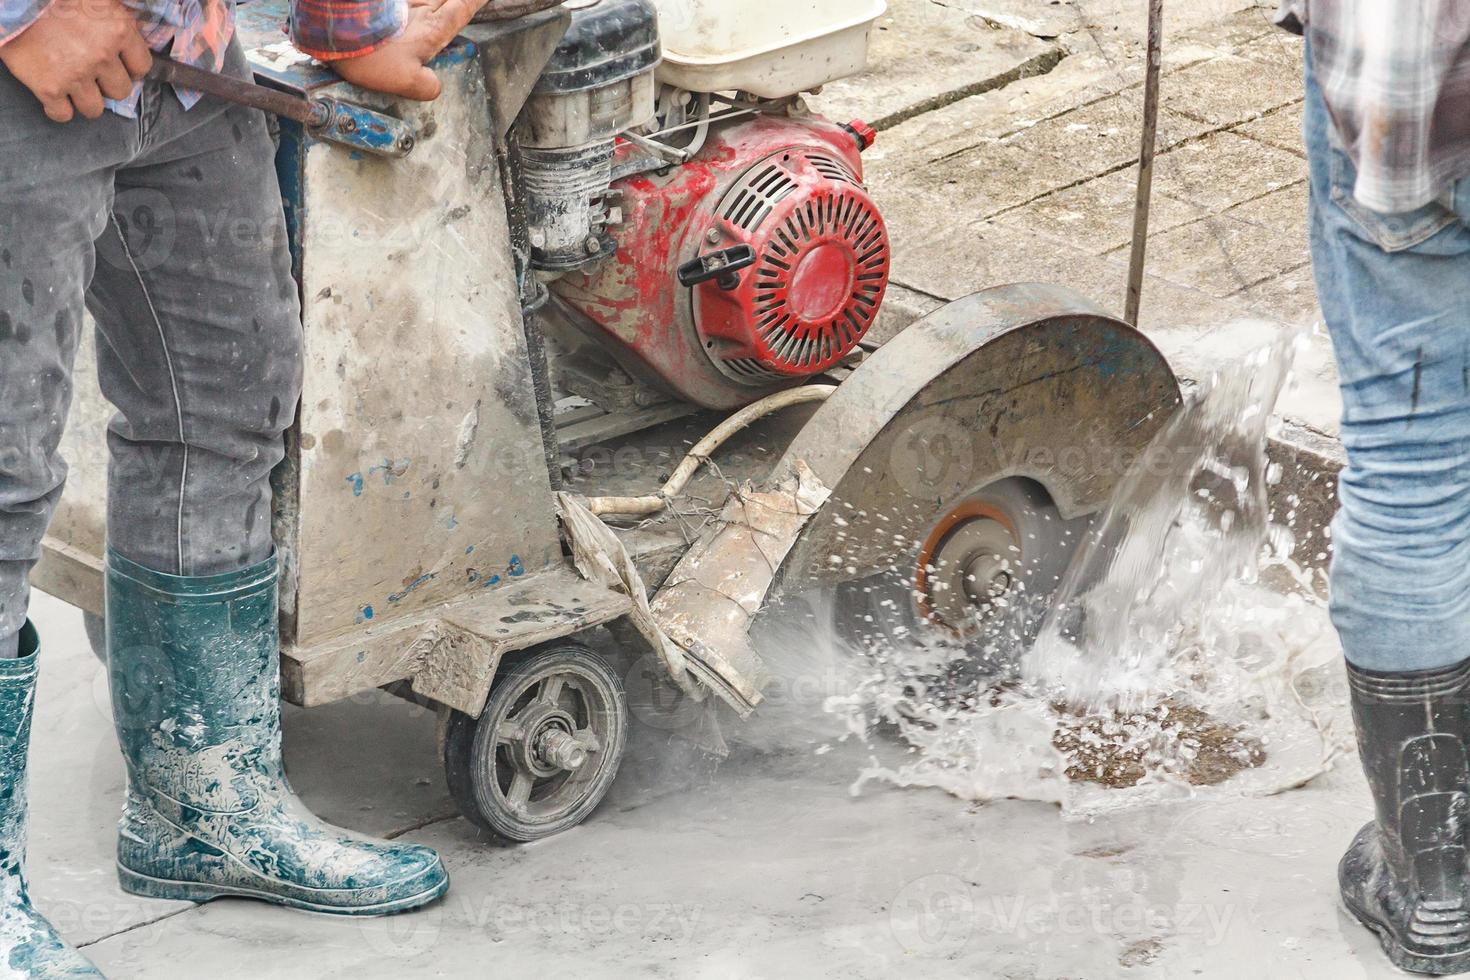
[941,0,1085,40]
[1127,214,1302,298]
[865,140,1072,223]
[1237,259,1320,327]
[1163,53,1302,128]
[1235,101,1306,158]
[808,0,1062,130]
[1151,131,1306,214]
[993,166,1209,255]
[997,98,1212,180]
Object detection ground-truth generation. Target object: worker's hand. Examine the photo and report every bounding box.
[0,0,151,122]
[330,0,485,101]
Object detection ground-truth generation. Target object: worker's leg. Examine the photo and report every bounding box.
[1306,91,1470,669]
[86,57,300,578]
[1304,43,1470,975]
[0,69,137,659]
[0,59,131,980]
[89,38,448,916]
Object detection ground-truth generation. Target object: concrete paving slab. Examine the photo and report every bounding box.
[1236,259,1320,327]
[942,0,1085,40]
[997,98,1212,183]
[993,166,1209,255]
[1127,214,1304,298]
[1234,101,1306,158]
[1235,21,1310,67]
[1223,179,1309,237]
[850,42,1219,174]
[1167,1,1284,52]
[1152,130,1305,214]
[808,0,1062,130]
[1162,52,1302,128]
[865,141,1073,223]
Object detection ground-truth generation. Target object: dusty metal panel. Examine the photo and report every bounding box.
[462,11,573,140]
[286,49,564,651]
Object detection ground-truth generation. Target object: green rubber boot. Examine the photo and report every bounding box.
[0,622,104,978]
[106,552,448,916]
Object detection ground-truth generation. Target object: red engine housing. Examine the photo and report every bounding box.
[552,115,891,411]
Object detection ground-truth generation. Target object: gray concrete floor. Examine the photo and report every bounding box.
[27,585,1400,978]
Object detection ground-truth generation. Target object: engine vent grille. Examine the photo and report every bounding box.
[720,163,799,232]
[748,188,887,374]
[695,146,892,386]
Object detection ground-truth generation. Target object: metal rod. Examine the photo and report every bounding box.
[146,56,326,128]
[1125,0,1164,326]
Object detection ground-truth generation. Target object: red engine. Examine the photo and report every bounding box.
[551,115,892,411]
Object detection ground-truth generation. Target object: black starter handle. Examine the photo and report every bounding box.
[677,245,757,290]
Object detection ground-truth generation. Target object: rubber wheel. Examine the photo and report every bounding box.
[833,478,1086,673]
[444,643,628,844]
[83,611,107,664]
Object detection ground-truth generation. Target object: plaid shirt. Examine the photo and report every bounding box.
[1278,0,1470,213]
[0,0,407,116]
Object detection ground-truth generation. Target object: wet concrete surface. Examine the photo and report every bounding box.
[24,588,1402,978]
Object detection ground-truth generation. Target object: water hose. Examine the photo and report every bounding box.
[584,385,837,517]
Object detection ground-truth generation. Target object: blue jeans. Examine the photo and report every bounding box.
[1305,47,1470,672]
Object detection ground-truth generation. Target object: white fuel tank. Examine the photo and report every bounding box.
[650,0,886,99]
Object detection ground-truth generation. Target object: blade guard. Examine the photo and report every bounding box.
[644,282,1180,713]
[772,281,1182,599]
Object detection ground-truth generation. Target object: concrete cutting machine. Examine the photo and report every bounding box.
[35,0,1180,844]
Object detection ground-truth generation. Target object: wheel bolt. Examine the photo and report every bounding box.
[536,730,588,771]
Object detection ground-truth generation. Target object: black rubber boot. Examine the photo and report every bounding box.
[1340,659,1470,975]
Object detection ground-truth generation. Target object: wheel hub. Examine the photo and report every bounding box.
[915,501,1022,633]
[535,728,601,772]
[506,698,584,779]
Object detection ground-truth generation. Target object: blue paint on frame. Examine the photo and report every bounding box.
[388,573,435,604]
[345,473,364,496]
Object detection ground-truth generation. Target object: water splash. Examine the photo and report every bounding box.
[783,329,1352,817]
[1027,333,1298,713]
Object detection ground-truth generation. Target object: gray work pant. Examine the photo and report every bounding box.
[0,37,302,652]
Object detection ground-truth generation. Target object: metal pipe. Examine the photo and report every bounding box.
[1125,0,1164,326]
[146,56,328,128]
